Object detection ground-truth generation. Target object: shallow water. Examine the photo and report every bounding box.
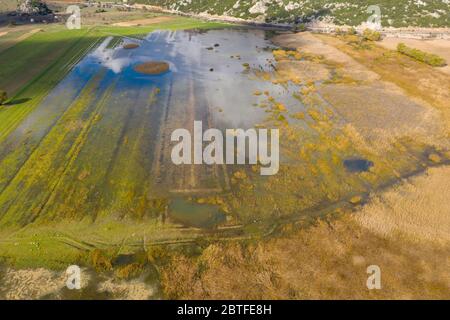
[343,158,374,173]
[0,28,307,228]
[0,27,445,238]
[169,198,226,229]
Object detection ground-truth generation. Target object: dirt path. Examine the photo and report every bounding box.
[379,38,450,75]
[112,16,174,27]
[17,28,41,40]
[0,28,42,54]
[356,165,450,244]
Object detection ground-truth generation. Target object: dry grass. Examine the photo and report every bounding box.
[273,60,330,84]
[133,61,169,75]
[319,83,443,144]
[161,219,449,299]
[0,28,42,55]
[0,266,154,299]
[123,43,139,50]
[356,166,450,245]
[160,166,450,299]
[112,16,175,27]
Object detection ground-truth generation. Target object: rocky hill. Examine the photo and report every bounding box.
[136,0,450,28]
[18,0,52,15]
[0,0,52,15]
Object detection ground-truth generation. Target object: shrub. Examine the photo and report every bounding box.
[297,24,307,32]
[90,249,112,271]
[115,263,144,280]
[362,29,381,41]
[347,27,357,35]
[397,43,447,67]
[0,91,7,105]
[335,28,347,36]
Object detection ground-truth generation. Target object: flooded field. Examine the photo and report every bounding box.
[0,27,449,253]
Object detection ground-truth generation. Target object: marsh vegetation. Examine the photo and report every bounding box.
[0,10,449,299]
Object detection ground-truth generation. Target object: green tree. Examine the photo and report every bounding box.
[362,29,381,41]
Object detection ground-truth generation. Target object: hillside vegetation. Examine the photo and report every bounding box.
[137,0,450,27]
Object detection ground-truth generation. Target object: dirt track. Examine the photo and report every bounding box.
[113,16,174,27]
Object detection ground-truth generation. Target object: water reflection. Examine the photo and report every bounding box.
[91,36,133,73]
[83,28,301,129]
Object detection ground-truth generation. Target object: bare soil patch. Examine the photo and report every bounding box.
[134,61,169,75]
[356,165,450,245]
[0,28,41,54]
[113,16,174,27]
[276,60,330,83]
[17,28,41,41]
[123,43,139,50]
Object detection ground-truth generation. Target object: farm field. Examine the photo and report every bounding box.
[0,5,449,300]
